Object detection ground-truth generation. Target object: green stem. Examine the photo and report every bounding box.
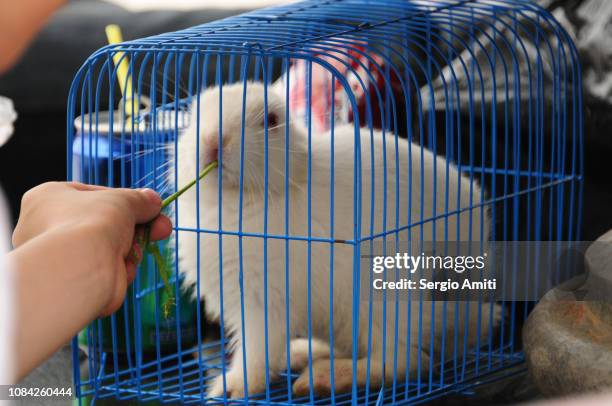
[140,160,218,319]
[161,161,218,209]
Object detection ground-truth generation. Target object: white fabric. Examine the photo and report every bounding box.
[0,96,14,385]
[0,190,13,386]
[0,96,16,148]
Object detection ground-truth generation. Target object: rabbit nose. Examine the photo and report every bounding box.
[208,145,219,163]
[202,136,221,164]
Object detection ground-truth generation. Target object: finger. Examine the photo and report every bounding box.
[148,215,173,241]
[67,182,111,192]
[116,188,163,224]
[125,261,137,285]
[100,265,128,317]
[123,237,142,285]
[128,238,143,264]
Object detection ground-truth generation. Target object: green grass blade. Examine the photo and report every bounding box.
[161,161,218,209]
[139,160,218,319]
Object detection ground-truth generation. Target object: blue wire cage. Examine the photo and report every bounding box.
[68,0,583,404]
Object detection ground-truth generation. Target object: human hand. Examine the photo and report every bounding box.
[12,182,172,316]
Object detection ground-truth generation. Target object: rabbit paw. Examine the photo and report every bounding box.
[207,368,269,400]
[207,370,245,400]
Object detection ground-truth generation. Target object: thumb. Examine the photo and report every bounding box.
[119,188,163,224]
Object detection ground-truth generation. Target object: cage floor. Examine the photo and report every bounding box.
[77,340,524,405]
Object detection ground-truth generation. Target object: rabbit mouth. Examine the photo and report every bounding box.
[214,163,240,185]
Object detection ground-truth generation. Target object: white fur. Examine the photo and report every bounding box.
[172,82,498,399]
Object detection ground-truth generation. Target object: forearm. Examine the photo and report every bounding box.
[7,225,108,382]
[0,0,67,73]
[5,183,167,381]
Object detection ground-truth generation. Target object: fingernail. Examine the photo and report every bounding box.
[139,188,161,206]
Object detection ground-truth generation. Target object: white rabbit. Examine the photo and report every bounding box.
[172,81,499,399]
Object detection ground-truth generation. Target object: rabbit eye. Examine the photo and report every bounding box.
[262,111,278,129]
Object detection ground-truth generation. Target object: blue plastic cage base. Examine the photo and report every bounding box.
[77,342,525,405]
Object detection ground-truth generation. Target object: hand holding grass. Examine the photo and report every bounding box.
[12,182,172,316]
[9,182,171,381]
[10,162,218,331]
